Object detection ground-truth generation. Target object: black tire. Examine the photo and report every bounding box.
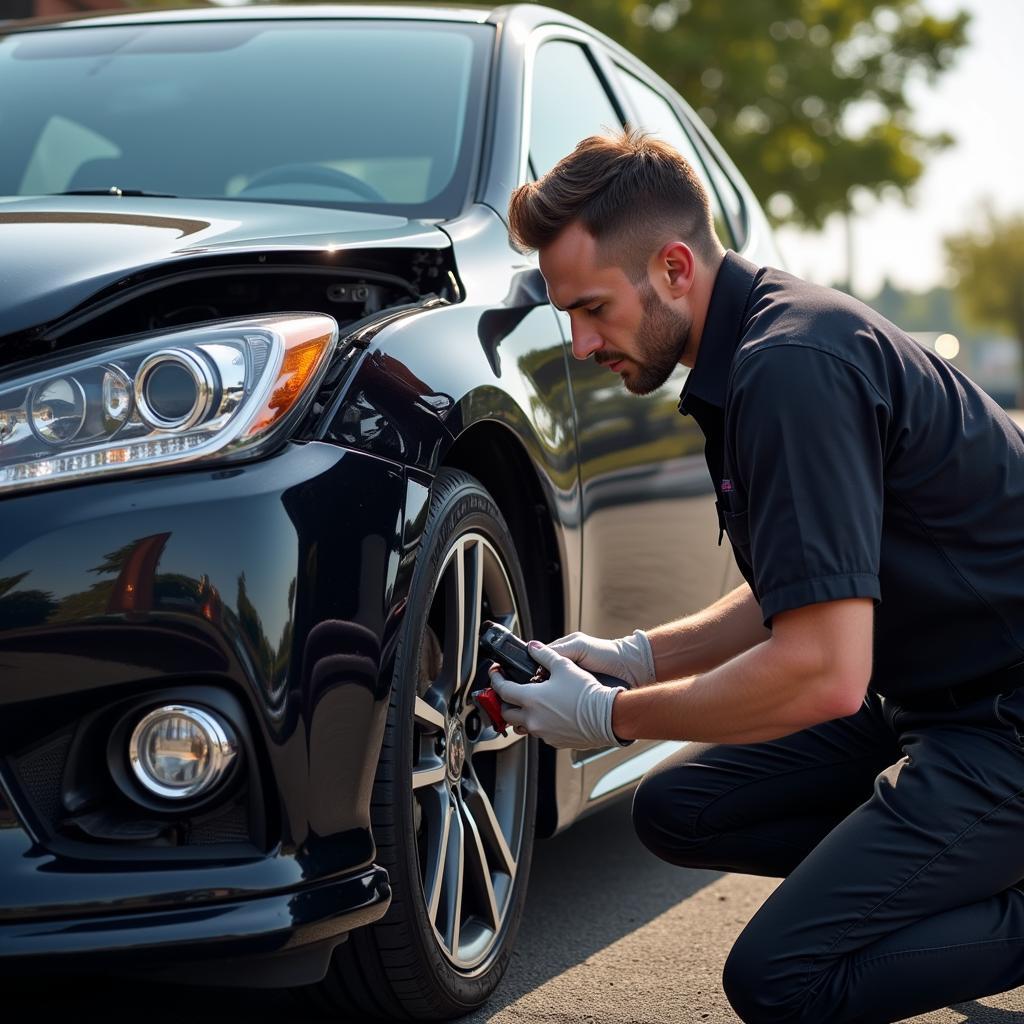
[294,468,539,1020]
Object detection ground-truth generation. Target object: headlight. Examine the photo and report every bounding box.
[0,313,337,495]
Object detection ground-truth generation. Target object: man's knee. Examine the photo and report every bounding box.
[723,931,776,1023]
[722,921,813,1024]
[631,764,716,867]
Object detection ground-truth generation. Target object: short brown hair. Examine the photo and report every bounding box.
[508,126,720,284]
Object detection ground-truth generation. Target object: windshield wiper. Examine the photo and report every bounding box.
[53,187,177,198]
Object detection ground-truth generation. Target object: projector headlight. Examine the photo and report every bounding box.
[129,704,238,800]
[0,313,338,495]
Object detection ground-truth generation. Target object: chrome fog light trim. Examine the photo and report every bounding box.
[129,704,238,800]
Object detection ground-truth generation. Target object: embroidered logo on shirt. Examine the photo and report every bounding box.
[721,479,734,492]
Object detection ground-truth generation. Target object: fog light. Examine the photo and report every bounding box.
[129,705,237,800]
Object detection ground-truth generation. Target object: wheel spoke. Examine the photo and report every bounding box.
[458,538,484,703]
[462,773,516,880]
[457,789,501,932]
[439,536,487,709]
[422,790,454,927]
[412,759,447,790]
[441,796,465,955]
[414,695,445,733]
[473,726,526,754]
[438,545,464,697]
[491,610,520,636]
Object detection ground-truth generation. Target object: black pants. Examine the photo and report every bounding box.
[630,686,1024,1024]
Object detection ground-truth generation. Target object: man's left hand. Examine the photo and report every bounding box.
[489,641,630,749]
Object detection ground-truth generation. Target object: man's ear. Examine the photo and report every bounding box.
[657,241,697,296]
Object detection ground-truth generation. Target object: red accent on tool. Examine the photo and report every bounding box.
[474,687,508,736]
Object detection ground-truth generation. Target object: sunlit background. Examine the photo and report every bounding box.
[4,0,1021,407]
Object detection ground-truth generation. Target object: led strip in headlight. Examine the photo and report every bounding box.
[0,313,338,495]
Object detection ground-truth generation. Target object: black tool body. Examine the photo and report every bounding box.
[473,621,627,735]
[479,620,546,683]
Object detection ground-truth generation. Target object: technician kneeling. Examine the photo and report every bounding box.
[491,126,1024,1024]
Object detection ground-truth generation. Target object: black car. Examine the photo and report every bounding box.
[0,3,780,1018]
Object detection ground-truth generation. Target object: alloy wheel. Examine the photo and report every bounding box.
[411,532,529,971]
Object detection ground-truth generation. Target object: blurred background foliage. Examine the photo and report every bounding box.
[170,0,970,231]
[533,1,969,232]
[946,208,1024,369]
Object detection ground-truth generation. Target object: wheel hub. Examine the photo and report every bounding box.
[446,720,466,782]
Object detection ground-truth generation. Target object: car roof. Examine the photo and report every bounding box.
[0,4,629,79]
[1,3,554,32]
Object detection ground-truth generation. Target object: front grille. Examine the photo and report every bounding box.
[0,777,20,828]
[188,801,252,844]
[13,729,73,826]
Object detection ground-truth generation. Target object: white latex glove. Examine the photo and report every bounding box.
[547,629,656,688]
[489,641,632,750]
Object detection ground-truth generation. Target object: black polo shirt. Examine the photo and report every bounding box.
[679,250,1024,700]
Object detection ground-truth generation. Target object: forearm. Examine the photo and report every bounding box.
[611,633,854,745]
[644,583,772,681]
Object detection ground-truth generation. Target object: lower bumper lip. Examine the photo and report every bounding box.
[0,863,391,975]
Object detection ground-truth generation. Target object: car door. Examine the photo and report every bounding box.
[608,53,772,600]
[520,28,755,813]
[526,34,734,648]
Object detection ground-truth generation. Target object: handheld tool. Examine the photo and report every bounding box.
[473,621,541,735]
[473,620,626,735]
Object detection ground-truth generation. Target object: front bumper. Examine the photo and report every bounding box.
[0,854,390,986]
[0,440,425,979]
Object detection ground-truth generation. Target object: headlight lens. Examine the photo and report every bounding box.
[30,376,87,444]
[0,313,337,494]
[135,348,215,430]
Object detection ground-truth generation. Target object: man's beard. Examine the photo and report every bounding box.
[622,281,692,396]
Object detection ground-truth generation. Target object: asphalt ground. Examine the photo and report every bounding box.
[467,799,1024,1024]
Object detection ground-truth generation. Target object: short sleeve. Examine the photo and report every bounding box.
[726,344,889,628]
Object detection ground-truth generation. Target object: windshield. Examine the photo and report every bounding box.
[0,19,491,218]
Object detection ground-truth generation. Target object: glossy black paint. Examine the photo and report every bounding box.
[0,862,390,986]
[0,442,413,961]
[0,1,781,976]
[0,199,454,362]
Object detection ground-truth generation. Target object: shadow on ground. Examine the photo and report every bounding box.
[462,798,720,1021]
[936,1005,1024,1023]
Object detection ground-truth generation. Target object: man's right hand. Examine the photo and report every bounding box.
[547,629,656,689]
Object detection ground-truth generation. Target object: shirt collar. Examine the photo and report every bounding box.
[678,249,761,416]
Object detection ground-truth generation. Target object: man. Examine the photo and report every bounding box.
[492,127,1024,1024]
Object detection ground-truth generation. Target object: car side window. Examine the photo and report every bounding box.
[615,66,736,250]
[701,143,748,249]
[529,40,623,178]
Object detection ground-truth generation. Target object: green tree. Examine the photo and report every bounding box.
[542,0,968,229]
[945,208,1024,366]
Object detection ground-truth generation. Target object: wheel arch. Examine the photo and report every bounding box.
[440,419,571,839]
[441,420,565,646]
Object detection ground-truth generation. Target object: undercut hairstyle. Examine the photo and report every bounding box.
[507,126,721,285]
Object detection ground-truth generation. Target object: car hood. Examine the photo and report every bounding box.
[0,195,452,338]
